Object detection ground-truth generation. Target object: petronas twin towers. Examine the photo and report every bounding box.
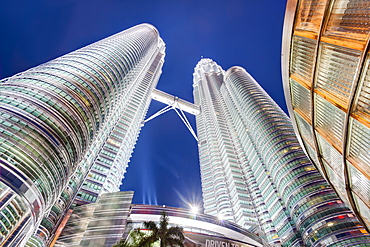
[0,24,165,246]
[193,60,369,246]
[1,20,370,247]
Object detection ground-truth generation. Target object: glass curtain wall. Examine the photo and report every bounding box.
[282,0,370,231]
[0,24,165,246]
[194,58,370,246]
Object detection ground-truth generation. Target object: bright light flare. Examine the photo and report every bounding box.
[217,213,224,221]
[190,205,199,214]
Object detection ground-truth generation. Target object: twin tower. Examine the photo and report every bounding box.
[0,21,369,247]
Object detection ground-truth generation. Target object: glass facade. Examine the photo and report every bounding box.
[55,191,133,247]
[126,204,263,247]
[55,201,262,247]
[282,0,370,231]
[194,59,370,246]
[0,24,165,246]
[74,39,165,205]
[0,181,33,246]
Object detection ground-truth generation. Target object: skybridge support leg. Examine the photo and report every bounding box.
[143,89,200,142]
[143,105,172,124]
[173,107,198,142]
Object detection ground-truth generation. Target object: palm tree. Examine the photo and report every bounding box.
[114,211,184,247]
[138,211,184,247]
[113,229,149,247]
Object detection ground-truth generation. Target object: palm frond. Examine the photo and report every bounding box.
[167,226,184,240]
[159,211,169,233]
[137,234,158,247]
[143,220,159,237]
[115,211,185,247]
[166,237,185,247]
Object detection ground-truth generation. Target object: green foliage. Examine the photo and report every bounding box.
[114,211,185,247]
[113,229,149,247]
[113,238,130,247]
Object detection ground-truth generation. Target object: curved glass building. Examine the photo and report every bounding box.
[282,0,370,231]
[194,58,370,246]
[126,204,263,247]
[0,24,165,246]
[55,197,263,247]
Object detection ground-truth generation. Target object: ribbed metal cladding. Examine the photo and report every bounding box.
[194,59,293,246]
[29,40,165,247]
[0,24,162,246]
[224,66,370,246]
[193,59,237,224]
[74,50,165,202]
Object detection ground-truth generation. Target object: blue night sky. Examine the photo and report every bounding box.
[0,0,287,211]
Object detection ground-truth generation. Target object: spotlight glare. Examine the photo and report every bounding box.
[218,214,224,220]
[190,205,198,214]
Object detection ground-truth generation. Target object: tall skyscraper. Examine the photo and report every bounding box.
[193,58,370,246]
[2,17,370,247]
[0,24,165,246]
[282,0,370,231]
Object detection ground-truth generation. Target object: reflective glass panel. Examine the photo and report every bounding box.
[295,0,329,33]
[348,117,370,173]
[325,0,370,41]
[353,52,370,123]
[315,94,345,151]
[316,43,361,108]
[290,36,317,87]
[291,78,312,121]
